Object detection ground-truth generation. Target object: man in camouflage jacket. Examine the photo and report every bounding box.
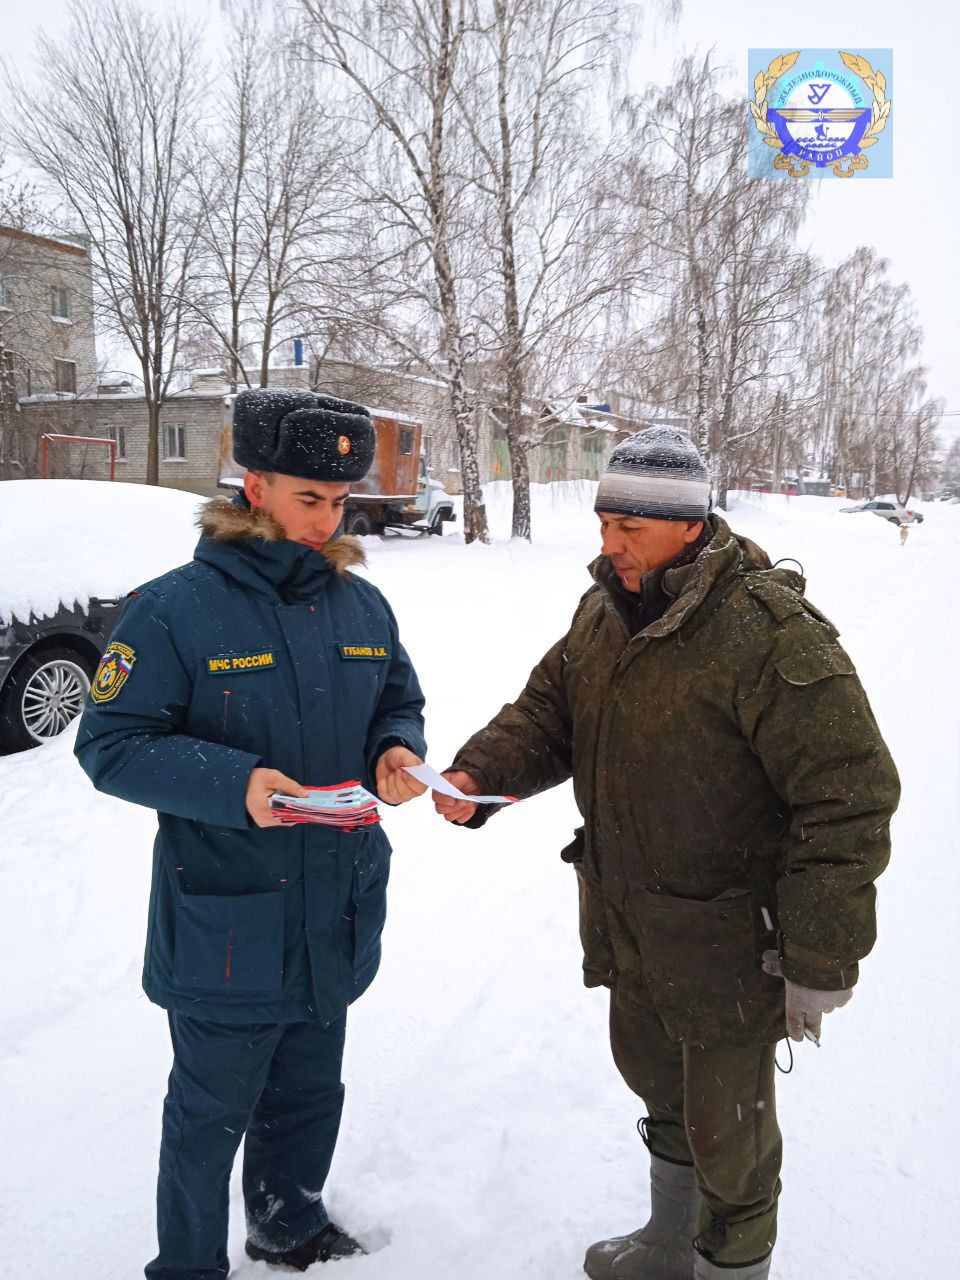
[435,430,899,1280]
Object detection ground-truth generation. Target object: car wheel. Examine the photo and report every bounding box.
[0,646,95,751]
[345,510,375,537]
[887,516,901,525]
[428,508,449,536]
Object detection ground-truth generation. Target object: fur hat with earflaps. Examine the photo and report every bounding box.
[232,389,375,482]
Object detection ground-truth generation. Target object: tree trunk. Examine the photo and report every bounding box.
[507,427,531,539]
[449,372,488,544]
[260,304,274,387]
[771,397,783,495]
[145,395,160,486]
[493,0,532,542]
[0,343,13,482]
[716,453,731,512]
[0,412,13,482]
[694,306,709,459]
[432,213,488,540]
[229,297,241,392]
[836,439,848,495]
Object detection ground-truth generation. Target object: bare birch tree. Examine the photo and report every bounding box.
[189,0,264,391]
[802,247,941,499]
[299,0,491,543]
[190,0,359,391]
[614,55,813,506]
[448,0,654,538]
[6,0,204,484]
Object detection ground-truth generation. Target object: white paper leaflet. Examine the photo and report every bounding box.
[401,762,517,805]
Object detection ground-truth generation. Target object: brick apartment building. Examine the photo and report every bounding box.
[0,225,99,479]
[0,222,655,495]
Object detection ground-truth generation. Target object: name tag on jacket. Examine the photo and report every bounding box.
[338,643,391,660]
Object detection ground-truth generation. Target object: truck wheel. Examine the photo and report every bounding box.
[0,645,95,752]
[429,508,451,536]
[346,510,375,536]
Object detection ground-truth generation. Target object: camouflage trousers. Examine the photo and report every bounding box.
[609,988,782,1267]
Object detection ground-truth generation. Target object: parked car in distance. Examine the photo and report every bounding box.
[839,499,924,526]
[0,597,123,751]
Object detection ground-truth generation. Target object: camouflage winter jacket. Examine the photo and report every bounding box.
[452,515,900,1047]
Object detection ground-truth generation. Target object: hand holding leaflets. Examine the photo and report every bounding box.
[269,782,381,830]
[248,758,516,832]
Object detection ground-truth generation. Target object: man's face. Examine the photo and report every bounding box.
[598,512,705,592]
[244,471,349,551]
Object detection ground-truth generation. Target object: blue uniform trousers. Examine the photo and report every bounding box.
[145,1012,347,1280]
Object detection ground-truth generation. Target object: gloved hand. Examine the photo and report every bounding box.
[762,950,853,1044]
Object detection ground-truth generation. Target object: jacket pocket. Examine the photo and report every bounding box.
[635,888,783,1046]
[173,890,284,995]
[351,833,390,975]
[566,828,616,989]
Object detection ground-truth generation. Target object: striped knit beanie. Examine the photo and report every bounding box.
[594,427,710,522]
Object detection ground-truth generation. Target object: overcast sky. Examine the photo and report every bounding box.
[4,0,957,445]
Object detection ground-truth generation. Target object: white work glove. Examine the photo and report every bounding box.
[762,950,853,1044]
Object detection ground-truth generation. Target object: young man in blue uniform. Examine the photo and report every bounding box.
[75,390,428,1279]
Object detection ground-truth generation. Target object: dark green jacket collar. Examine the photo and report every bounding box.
[589,514,791,639]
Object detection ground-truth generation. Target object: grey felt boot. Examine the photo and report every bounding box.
[693,1251,771,1280]
[583,1155,699,1280]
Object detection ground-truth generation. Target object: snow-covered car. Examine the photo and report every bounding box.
[839,499,924,526]
[0,598,123,750]
[0,479,204,753]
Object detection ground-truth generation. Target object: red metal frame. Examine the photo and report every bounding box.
[41,433,117,482]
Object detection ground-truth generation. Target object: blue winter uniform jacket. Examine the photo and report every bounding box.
[74,497,426,1025]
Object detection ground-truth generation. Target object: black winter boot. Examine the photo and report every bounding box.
[583,1155,700,1280]
[245,1222,366,1271]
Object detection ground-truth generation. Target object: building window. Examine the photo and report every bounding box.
[163,423,186,460]
[398,426,414,455]
[1,351,15,402]
[54,359,77,393]
[0,278,8,310]
[50,286,71,319]
[0,425,21,466]
[105,423,126,460]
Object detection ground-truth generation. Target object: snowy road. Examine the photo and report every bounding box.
[1,484,956,1279]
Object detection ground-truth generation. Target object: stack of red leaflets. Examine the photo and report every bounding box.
[269,782,381,829]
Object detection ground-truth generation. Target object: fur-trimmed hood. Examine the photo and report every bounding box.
[197,496,366,576]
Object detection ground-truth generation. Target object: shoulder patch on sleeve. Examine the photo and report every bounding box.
[774,643,855,687]
[91,641,137,703]
[744,579,838,635]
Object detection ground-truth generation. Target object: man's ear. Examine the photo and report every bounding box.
[243,471,264,509]
[683,520,705,545]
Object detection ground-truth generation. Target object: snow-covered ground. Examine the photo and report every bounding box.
[1,482,957,1280]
